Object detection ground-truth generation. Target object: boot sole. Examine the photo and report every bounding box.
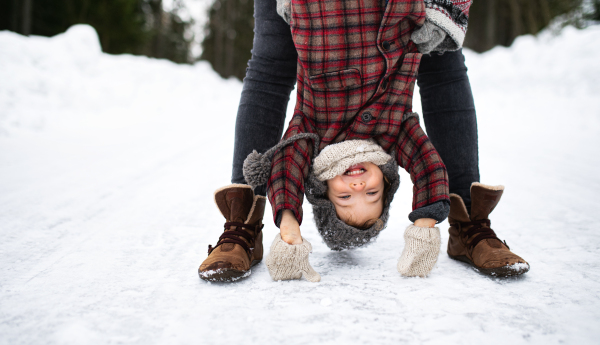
[448,254,530,277]
[198,259,262,283]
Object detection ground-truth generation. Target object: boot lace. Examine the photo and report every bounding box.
[451,219,509,250]
[208,222,264,255]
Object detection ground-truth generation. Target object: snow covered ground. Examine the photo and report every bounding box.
[1,24,600,344]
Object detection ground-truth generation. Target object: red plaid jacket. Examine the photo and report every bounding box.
[267,0,450,225]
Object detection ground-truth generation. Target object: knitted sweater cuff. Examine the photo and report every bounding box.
[408,200,450,223]
[423,7,466,51]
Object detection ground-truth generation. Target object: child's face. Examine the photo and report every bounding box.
[326,162,385,227]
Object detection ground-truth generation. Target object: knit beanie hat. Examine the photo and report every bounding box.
[243,135,400,251]
[312,139,392,181]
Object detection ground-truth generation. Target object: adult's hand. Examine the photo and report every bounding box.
[276,0,292,25]
[411,20,448,54]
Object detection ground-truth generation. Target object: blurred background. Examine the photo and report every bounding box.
[1,0,599,80]
[1,2,599,343]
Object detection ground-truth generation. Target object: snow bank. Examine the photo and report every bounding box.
[466,26,599,97]
[0,24,239,134]
[1,24,600,345]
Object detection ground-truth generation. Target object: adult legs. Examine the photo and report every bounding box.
[230,0,298,196]
[417,50,480,214]
[199,0,297,282]
[418,51,528,276]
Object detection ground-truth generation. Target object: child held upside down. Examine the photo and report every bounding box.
[239,0,451,281]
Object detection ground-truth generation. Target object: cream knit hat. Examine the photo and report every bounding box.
[312,139,392,181]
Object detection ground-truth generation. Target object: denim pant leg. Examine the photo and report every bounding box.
[230,0,298,196]
[417,50,480,212]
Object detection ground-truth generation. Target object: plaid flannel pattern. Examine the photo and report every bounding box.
[267,0,449,225]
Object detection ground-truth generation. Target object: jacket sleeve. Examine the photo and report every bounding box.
[267,112,317,227]
[423,0,472,51]
[395,114,450,222]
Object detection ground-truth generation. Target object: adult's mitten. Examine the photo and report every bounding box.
[411,20,448,55]
[265,234,321,282]
[276,0,292,25]
[397,225,441,277]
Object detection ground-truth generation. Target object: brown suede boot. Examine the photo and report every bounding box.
[447,183,530,277]
[198,184,266,282]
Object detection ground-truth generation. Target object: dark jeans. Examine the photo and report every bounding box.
[418,51,480,212]
[231,0,480,211]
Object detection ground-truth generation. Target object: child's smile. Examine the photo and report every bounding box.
[343,164,366,176]
[326,162,385,228]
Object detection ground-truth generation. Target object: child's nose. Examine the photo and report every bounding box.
[350,181,365,191]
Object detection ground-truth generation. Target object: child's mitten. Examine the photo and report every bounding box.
[397,225,441,277]
[265,234,321,282]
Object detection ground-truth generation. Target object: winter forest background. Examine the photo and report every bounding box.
[1,1,600,344]
[3,0,600,78]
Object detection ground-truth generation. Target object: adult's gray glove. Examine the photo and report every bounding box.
[265,234,321,282]
[411,20,455,54]
[276,0,292,25]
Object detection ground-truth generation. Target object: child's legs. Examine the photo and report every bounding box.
[417,50,480,213]
[231,0,298,196]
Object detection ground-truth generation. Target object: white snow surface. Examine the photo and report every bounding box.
[1,25,600,344]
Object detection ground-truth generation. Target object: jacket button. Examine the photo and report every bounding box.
[361,112,373,122]
[382,41,391,51]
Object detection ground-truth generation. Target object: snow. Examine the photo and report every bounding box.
[1,24,600,344]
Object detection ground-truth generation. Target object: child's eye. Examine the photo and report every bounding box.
[367,191,379,195]
[339,195,350,199]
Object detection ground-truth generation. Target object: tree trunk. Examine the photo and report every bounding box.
[17,0,32,35]
[152,0,165,58]
[225,0,236,76]
[508,0,522,39]
[539,0,553,24]
[10,0,20,33]
[484,0,497,51]
[214,1,224,73]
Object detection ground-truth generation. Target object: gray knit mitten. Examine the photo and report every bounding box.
[276,0,292,25]
[265,234,321,282]
[397,225,441,277]
[411,20,448,54]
